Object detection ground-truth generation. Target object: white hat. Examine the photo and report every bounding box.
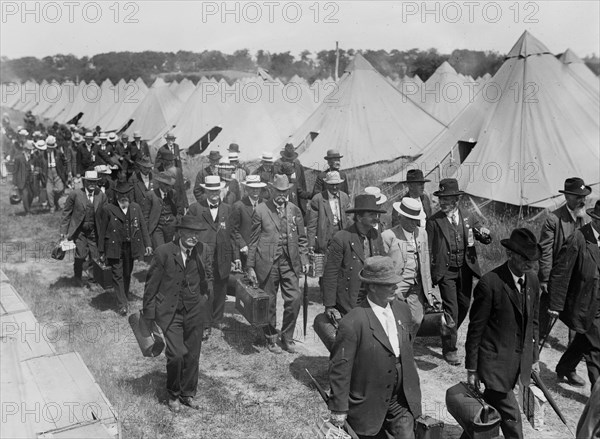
[200,175,226,190]
[94,165,112,174]
[261,152,274,163]
[242,175,267,188]
[23,140,34,150]
[46,136,57,147]
[83,170,100,181]
[19,129,29,136]
[107,132,118,142]
[34,140,47,151]
[324,170,345,185]
[392,197,422,221]
[99,132,108,140]
[363,186,387,205]
[228,152,239,162]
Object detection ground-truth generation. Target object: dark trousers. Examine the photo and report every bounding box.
[73,230,98,279]
[259,255,301,342]
[483,388,523,439]
[152,220,176,248]
[163,302,203,400]
[438,265,473,353]
[108,242,134,310]
[556,317,600,386]
[19,186,33,213]
[210,276,228,323]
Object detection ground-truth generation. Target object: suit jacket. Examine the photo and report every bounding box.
[246,199,309,282]
[131,140,150,161]
[129,172,153,221]
[312,168,349,197]
[60,188,107,239]
[147,189,185,235]
[252,165,275,199]
[307,190,351,253]
[143,240,212,331]
[43,149,69,184]
[93,143,115,166]
[12,151,32,190]
[193,165,219,202]
[328,299,422,436]
[155,143,181,171]
[465,262,539,393]
[549,224,600,333]
[426,208,492,284]
[230,196,263,258]
[188,201,234,280]
[114,142,139,172]
[77,143,96,176]
[98,202,151,259]
[538,205,588,283]
[322,224,385,314]
[166,166,189,208]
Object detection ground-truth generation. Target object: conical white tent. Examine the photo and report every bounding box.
[94,79,147,132]
[31,81,62,117]
[55,80,92,124]
[78,79,119,129]
[41,81,78,122]
[124,85,183,141]
[559,48,600,93]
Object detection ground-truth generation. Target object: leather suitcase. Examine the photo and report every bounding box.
[92,259,112,290]
[128,310,165,357]
[227,271,244,297]
[235,278,270,326]
[314,312,337,352]
[417,311,444,337]
[415,415,444,439]
[446,382,501,439]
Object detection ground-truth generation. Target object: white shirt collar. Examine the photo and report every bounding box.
[366,297,400,357]
[591,223,600,243]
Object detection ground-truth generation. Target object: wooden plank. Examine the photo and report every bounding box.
[38,420,114,438]
[0,310,56,361]
[1,283,30,316]
[19,356,60,433]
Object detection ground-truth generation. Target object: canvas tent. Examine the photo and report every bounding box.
[95,79,147,132]
[559,48,600,93]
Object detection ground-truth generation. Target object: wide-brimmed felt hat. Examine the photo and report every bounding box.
[280,143,298,160]
[107,132,118,142]
[270,174,293,191]
[392,197,422,221]
[83,170,100,181]
[363,187,388,205]
[261,152,274,163]
[359,256,403,285]
[586,200,600,220]
[114,181,133,195]
[558,177,592,196]
[242,175,267,188]
[136,156,154,169]
[176,215,207,231]
[154,172,175,186]
[45,136,57,148]
[501,228,542,261]
[207,150,222,161]
[324,149,343,160]
[200,175,226,190]
[433,178,465,197]
[35,140,47,151]
[346,194,386,214]
[324,170,344,185]
[228,143,240,153]
[400,169,431,183]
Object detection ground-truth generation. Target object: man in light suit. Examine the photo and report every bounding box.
[328,256,422,438]
[466,228,541,439]
[246,174,309,354]
[392,169,433,228]
[426,178,492,366]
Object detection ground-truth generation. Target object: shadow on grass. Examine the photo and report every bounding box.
[539,363,589,405]
[414,338,444,361]
[289,355,329,389]
[91,290,118,312]
[132,269,148,284]
[221,315,261,355]
[49,275,79,290]
[121,369,168,402]
[544,335,568,353]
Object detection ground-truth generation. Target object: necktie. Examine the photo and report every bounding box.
[451,215,458,227]
[277,205,284,218]
[363,235,371,258]
[186,249,191,265]
[88,193,93,203]
[383,307,399,356]
[518,277,525,294]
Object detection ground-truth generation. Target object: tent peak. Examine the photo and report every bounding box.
[345,53,376,73]
[506,30,552,59]
[559,48,584,64]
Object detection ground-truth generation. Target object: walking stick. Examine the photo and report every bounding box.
[303,273,309,339]
[531,370,576,437]
[539,314,559,355]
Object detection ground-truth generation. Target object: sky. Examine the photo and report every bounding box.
[1,1,599,60]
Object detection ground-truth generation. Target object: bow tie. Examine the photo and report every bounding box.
[209,203,219,209]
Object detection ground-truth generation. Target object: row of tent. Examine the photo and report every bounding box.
[2,31,599,208]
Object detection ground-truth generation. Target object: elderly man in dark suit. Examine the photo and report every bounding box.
[426,178,492,366]
[43,136,69,212]
[466,228,541,439]
[312,149,349,197]
[142,216,212,413]
[230,175,266,270]
[188,176,235,332]
[193,150,221,203]
[538,177,591,386]
[129,156,154,225]
[131,131,151,162]
[274,144,311,215]
[77,132,96,177]
[322,194,386,325]
[549,200,600,389]
[246,174,309,353]
[161,150,188,209]
[98,181,152,315]
[147,172,185,248]
[60,171,107,286]
[328,256,422,438]
[392,169,433,228]
[252,152,276,200]
[114,132,139,176]
[155,131,181,171]
[12,139,34,214]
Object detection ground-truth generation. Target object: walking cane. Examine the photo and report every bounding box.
[531,370,576,437]
[539,313,559,355]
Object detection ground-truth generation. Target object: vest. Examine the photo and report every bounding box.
[121,209,131,242]
[448,217,465,268]
[159,194,176,225]
[178,250,202,311]
[275,205,289,260]
[82,196,96,234]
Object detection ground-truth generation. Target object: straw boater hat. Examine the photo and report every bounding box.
[500,228,542,261]
[433,178,465,197]
[107,133,119,143]
[261,152,274,163]
[164,132,176,140]
[586,200,600,220]
[228,152,239,162]
[154,172,175,186]
[45,136,57,148]
[217,158,235,181]
[359,256,403,285]
[200,175,226,190]
[84,132,94,140]
[34,140,47,151]
[133,131,142,139]
[392,198,422,221]
[558,177,592,197]
[323,170,345,185]
[94,165,112,175]
[346,194,386,214]
[363,186,387,205]
[324,149,343,160]
[18,129,29,136]
[99,132,108,140]
[270,174,293,191]
[23,140,34,150]
[400,169,431,184]
[176,215,207,231]
[83,170,100,181]
[242,175,267,188]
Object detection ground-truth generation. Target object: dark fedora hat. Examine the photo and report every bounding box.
[228,143,240,152]
[501,228,542,261]
[346,194,386,214]
[136,156,154,169]
[400,169,431,183]
[154,172,175,186]
[280,143,298,160]
[324,149,343,160]
[359,256,403,285]
[433,178,465,197]
[176,215,207,231]
[207,150,222,161]
[114,181,133,195]
[586,200,600,220]
[558,177,592,196]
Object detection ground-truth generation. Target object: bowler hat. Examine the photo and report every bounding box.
[392,198,422,221]
[433,178,465,197]
[586,200,600,220]
[324,149,343,160]
[280,143,298,160]
[136,156,154,169]
[200,175,226,190]
[363,187,387,205]
[176,215,206,231]
[228,143,240,153]
[207,150,222,162]
[400,169,431,183]
[9,193,22,205]
[270,174,293,191]
[346,194,386,214]
[154,172,175,186]
[558,177,592,196]
[323,171,344,185]
[359,256,403,285]
[501,228,542,261]
[114,181,133,195]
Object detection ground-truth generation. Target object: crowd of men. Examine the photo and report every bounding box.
[3,114,599,438]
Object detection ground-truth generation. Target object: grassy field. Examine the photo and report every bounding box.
[0,172,591,439]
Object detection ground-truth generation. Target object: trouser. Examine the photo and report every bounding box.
[438,265,473,354]
[483,388,523,439]
[73,230,98,279]
[259,255,301,342]
[397,283,425,333]
[163,302,203,400]
[19,186,33,213]
[152,220,176,248]
[210,276,229,323]
[556,317,600,386]
[33,173,47,205]
[45,169,64,209]
[107,243,134,310]
[540,291,583,366]
[355,362,415,439]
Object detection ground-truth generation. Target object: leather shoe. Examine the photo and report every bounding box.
[281,338,297,354]
[179,396,200,410]
[557,371,585,387]
[266,340,283,354]
[444,351,461,366]
[118,307,128,317]
[168,398,182,413]
[202,328,211,341]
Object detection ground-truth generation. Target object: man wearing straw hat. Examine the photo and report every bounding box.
[328,255,422,438]
[131,131,151,161]
[60,170,107,286]
[193,150,222,203]
[312,149,349,197]
[230,175,267,270]
[392,169,433,228]
[363,186,388,231]
[148,172,184,248]
[466,228,541,439]
[143,215,212,413]
[43,135,68,212]
[246,174,309,353]
[12,136,35,214]
[252,152,277,199]
[33,139,49,209]
[322,194,386,325]
[216,156,241,205]
[155,131,181,171]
